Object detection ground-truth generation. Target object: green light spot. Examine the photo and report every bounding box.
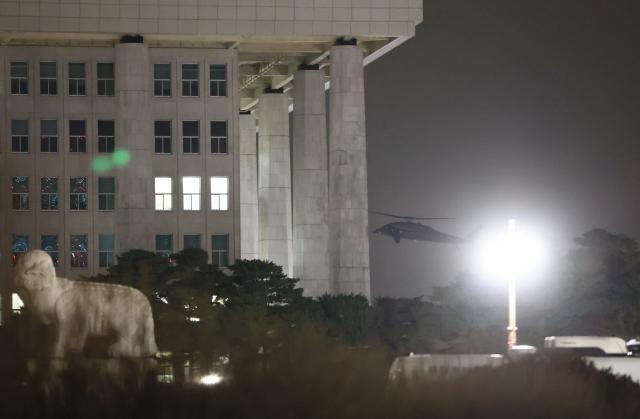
[91,156,113,173]
[112,148,131,167]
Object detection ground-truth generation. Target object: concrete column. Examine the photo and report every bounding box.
[239,112,259,260]
[115,40,153,251]
[292,67,331,296]
[258,92,293,275]
[329,42,371,298]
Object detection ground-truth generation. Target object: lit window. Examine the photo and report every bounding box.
[154,121,172,154]
[98,120,115,153]
[154,177,172,211]
[41,177,59,210]
[11,234,30,266]
[182,121,199,154]
[155,234,172,257]
[70,234,88,268]
[181,64,199,97]
[40,62,57,95]
[69,120,87,153]
[212,234,229,267]
[154,63,171,97]
[184,234,201,249]
[69,63,86,96]
[40,119,58,153]
[70,177,88,211]
[98,177,115,210]
[210,121,228,154]
[98,234,115,268]
[12,293,24,313]
[182,176,201,211]
[209,64,227,97]
[10,61,28,95]
[11,119,29,153]
[41,234,60,267]
[11,177,29,210]
[210,176,229,211]
[97,63,115,96]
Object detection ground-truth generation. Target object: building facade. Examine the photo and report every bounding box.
[0,0,422,323]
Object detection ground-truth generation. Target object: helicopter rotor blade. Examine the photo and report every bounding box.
[369,210,455,221]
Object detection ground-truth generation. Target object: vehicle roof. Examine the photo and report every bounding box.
[544,336,628,354]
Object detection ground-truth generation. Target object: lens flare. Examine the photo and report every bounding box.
[91,156,113,172]
[112,148,131,167]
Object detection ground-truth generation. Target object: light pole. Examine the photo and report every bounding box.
[506,219,517,350]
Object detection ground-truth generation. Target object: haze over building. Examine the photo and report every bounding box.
[0,0,422,322]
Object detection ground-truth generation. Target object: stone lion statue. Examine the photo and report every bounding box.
[14,250,158,359]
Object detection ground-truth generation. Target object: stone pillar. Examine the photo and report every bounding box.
[329,41,371,298]
[115,40,153,251]
[292,67,331,296]
[258,91,293,275]
[239,112,259,260]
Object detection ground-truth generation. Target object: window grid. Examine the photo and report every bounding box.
[154,120,172,154]
[41,177,59,211]
[68,63,86,96]
[11,234,30,266]
[210,121,228,154]
[40,119,58,153]
[154,177,172,211]
[11,120,29,153]
[10,61,29,95]
[11,177,29,210]
[98,120,115,153]
[98,177,115,211]
[182,120,200,154]
[154,63,171,97]
[40,62,57,95]
[181,64,199,97]
[184,234,201,250]
[209,64,227,97]
[41,234,60,267]
[97,63,115,96]
[98,234,115,268]
[70,177,88,211]
[182,176,201,211]
[70,234,88,268]
[69,120,87,153]
[210,176,229,211]
[212,234,229,267]
[155,234,173,257]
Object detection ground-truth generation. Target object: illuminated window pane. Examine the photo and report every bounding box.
[70,177,88,210]
[210,176,229,211]
[70,234,88,268]
[12,176,30,210]
[182,176,200,211]
[41,234,60,267]
[211,234,229,267]
[11,234,30,266]
[41,177,59,210]
[155,234,172,256]
[154,177,172,211]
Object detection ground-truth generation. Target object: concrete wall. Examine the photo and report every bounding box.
[0,0,422,38]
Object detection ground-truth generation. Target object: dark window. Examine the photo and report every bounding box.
[155,234,172,257]
[210,121,228,154]
[11,234,30,266]
[154,63,171,97]
[69,63,86,96]
[10,61,29,95]
[154,120,172,154]
[98,120,115,153]
[98,234,115,268]
[11,120,29,153]
[181,64,199,96]
[41,234,60,267]
[182,121,199,154]
[212,234,229,267]
[97,63,115,96]
[184,234,201,250]
[209,64,227,97]
[12,177,29,210]
[98,177,115,210]
[70,234,88,268]
[40,119,58,153]
[70,177,88,211]
[41,177,59,210]
[69,120,87,153]
[40,62,57,95]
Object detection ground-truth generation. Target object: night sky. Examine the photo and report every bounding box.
[365,0,640,298]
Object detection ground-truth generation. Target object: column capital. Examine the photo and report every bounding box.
[263,87,284,94]
[120,34,144,43]
[298,63,320,71]
[334,37,358,46]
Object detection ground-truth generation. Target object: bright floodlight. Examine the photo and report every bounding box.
[471,219,548,280]
[200,373,223,386]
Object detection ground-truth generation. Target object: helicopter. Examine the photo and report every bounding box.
[370,211,477,245]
